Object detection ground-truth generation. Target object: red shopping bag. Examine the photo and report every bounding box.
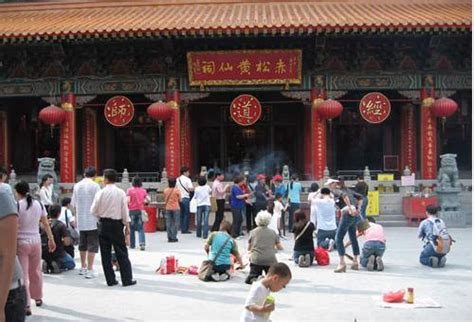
[157,256,178,274]
[314,247,330,266]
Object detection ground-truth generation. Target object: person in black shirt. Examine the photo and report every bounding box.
[292,210,315,267]
[254,174,271,213]
[42,205,76,273]
[354,176,369,219]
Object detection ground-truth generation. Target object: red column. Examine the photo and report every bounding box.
[303,104,312,179]
[165,90,181,178]
[60,93,76,183]
[0,111,9,167]
[311,88,327,180]
[400,104,417,175]
[82,108,99,170]
[180,106,192,174]
[420,87,437,179]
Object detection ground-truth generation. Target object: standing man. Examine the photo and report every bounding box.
[254,174,271,214]
[177,166,194,234]
[354,175,369,219]
[90,169,135,287]
[211,170,228,232]
[71,167,101,279]
[0,167,26,322]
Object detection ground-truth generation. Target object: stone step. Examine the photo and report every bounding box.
[377,215,406,221]
[375,220,410,227]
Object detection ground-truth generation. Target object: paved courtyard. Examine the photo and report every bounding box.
[29,226,471,322]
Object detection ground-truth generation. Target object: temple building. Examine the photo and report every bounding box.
[0,0,471,182]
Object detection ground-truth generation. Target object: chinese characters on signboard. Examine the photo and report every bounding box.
[60,108,75,183]
[104,96,135,127]
[359,92,391,124]
[401,105,416,174]
[230,94,262,126]
[422,106,437,179]
[83,108,97,168]
[187,50,302,86]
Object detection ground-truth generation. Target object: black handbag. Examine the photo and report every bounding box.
[64,209,79,246]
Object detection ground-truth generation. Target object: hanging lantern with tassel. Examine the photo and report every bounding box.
[431,97,458,132]
[315,99,343,130]
[38,104,66,137]
[147,100,173,122]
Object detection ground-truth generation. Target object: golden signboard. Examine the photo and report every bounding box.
[377,174,394,181]
[366,191,380,216]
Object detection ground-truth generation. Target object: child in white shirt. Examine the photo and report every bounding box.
[270,193,288,238]
[240,262,292,322]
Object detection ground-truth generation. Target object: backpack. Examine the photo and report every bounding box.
[429,218,453,255]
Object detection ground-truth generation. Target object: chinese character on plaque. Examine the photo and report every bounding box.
[230,94,262,126]
[359,92,391,124]
[104,96,135,127]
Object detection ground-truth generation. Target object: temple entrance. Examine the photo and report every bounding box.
[95,95,164,174]
[191,92,304,177]
[330,91,402,178]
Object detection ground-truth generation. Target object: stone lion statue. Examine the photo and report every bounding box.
[37,157,60,202]
[37,157,58,184]
[437,154,460,189]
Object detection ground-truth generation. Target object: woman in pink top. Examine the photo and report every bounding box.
[15,181,56,316]
[357,217,386,272]
[126,177,150,251]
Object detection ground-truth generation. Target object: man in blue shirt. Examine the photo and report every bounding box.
[418,205,449,268]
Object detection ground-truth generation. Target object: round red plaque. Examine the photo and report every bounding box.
[104,96,135,127]
[230,94,262,126]
[359,92,391,124]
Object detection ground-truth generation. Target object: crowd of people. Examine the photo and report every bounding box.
[0,165,454,322]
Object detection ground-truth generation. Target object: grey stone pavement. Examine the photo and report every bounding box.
[29,225,471,322]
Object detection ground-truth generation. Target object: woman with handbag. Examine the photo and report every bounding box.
[292,210,315,267]
[163,178,181,242]
[202,221,243,282]
[126,177,150,251]
[58,197,77,258]
[15,181,56,316]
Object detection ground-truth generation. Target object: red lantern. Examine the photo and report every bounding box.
[147,101,172,121]
[431,97,458,132]
[39,104,66,125]
[38,104,66,137]
[316,99,343,120]
[431,97,458,118]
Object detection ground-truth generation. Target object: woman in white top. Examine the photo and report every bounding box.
[194,176,212,239]
[307,182,321,226]
[15,180,55,315]
[59,197,76,258]
[39,174,54,211]
[313,188,337,251]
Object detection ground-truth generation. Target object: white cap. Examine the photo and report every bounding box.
[324,178,339,186]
